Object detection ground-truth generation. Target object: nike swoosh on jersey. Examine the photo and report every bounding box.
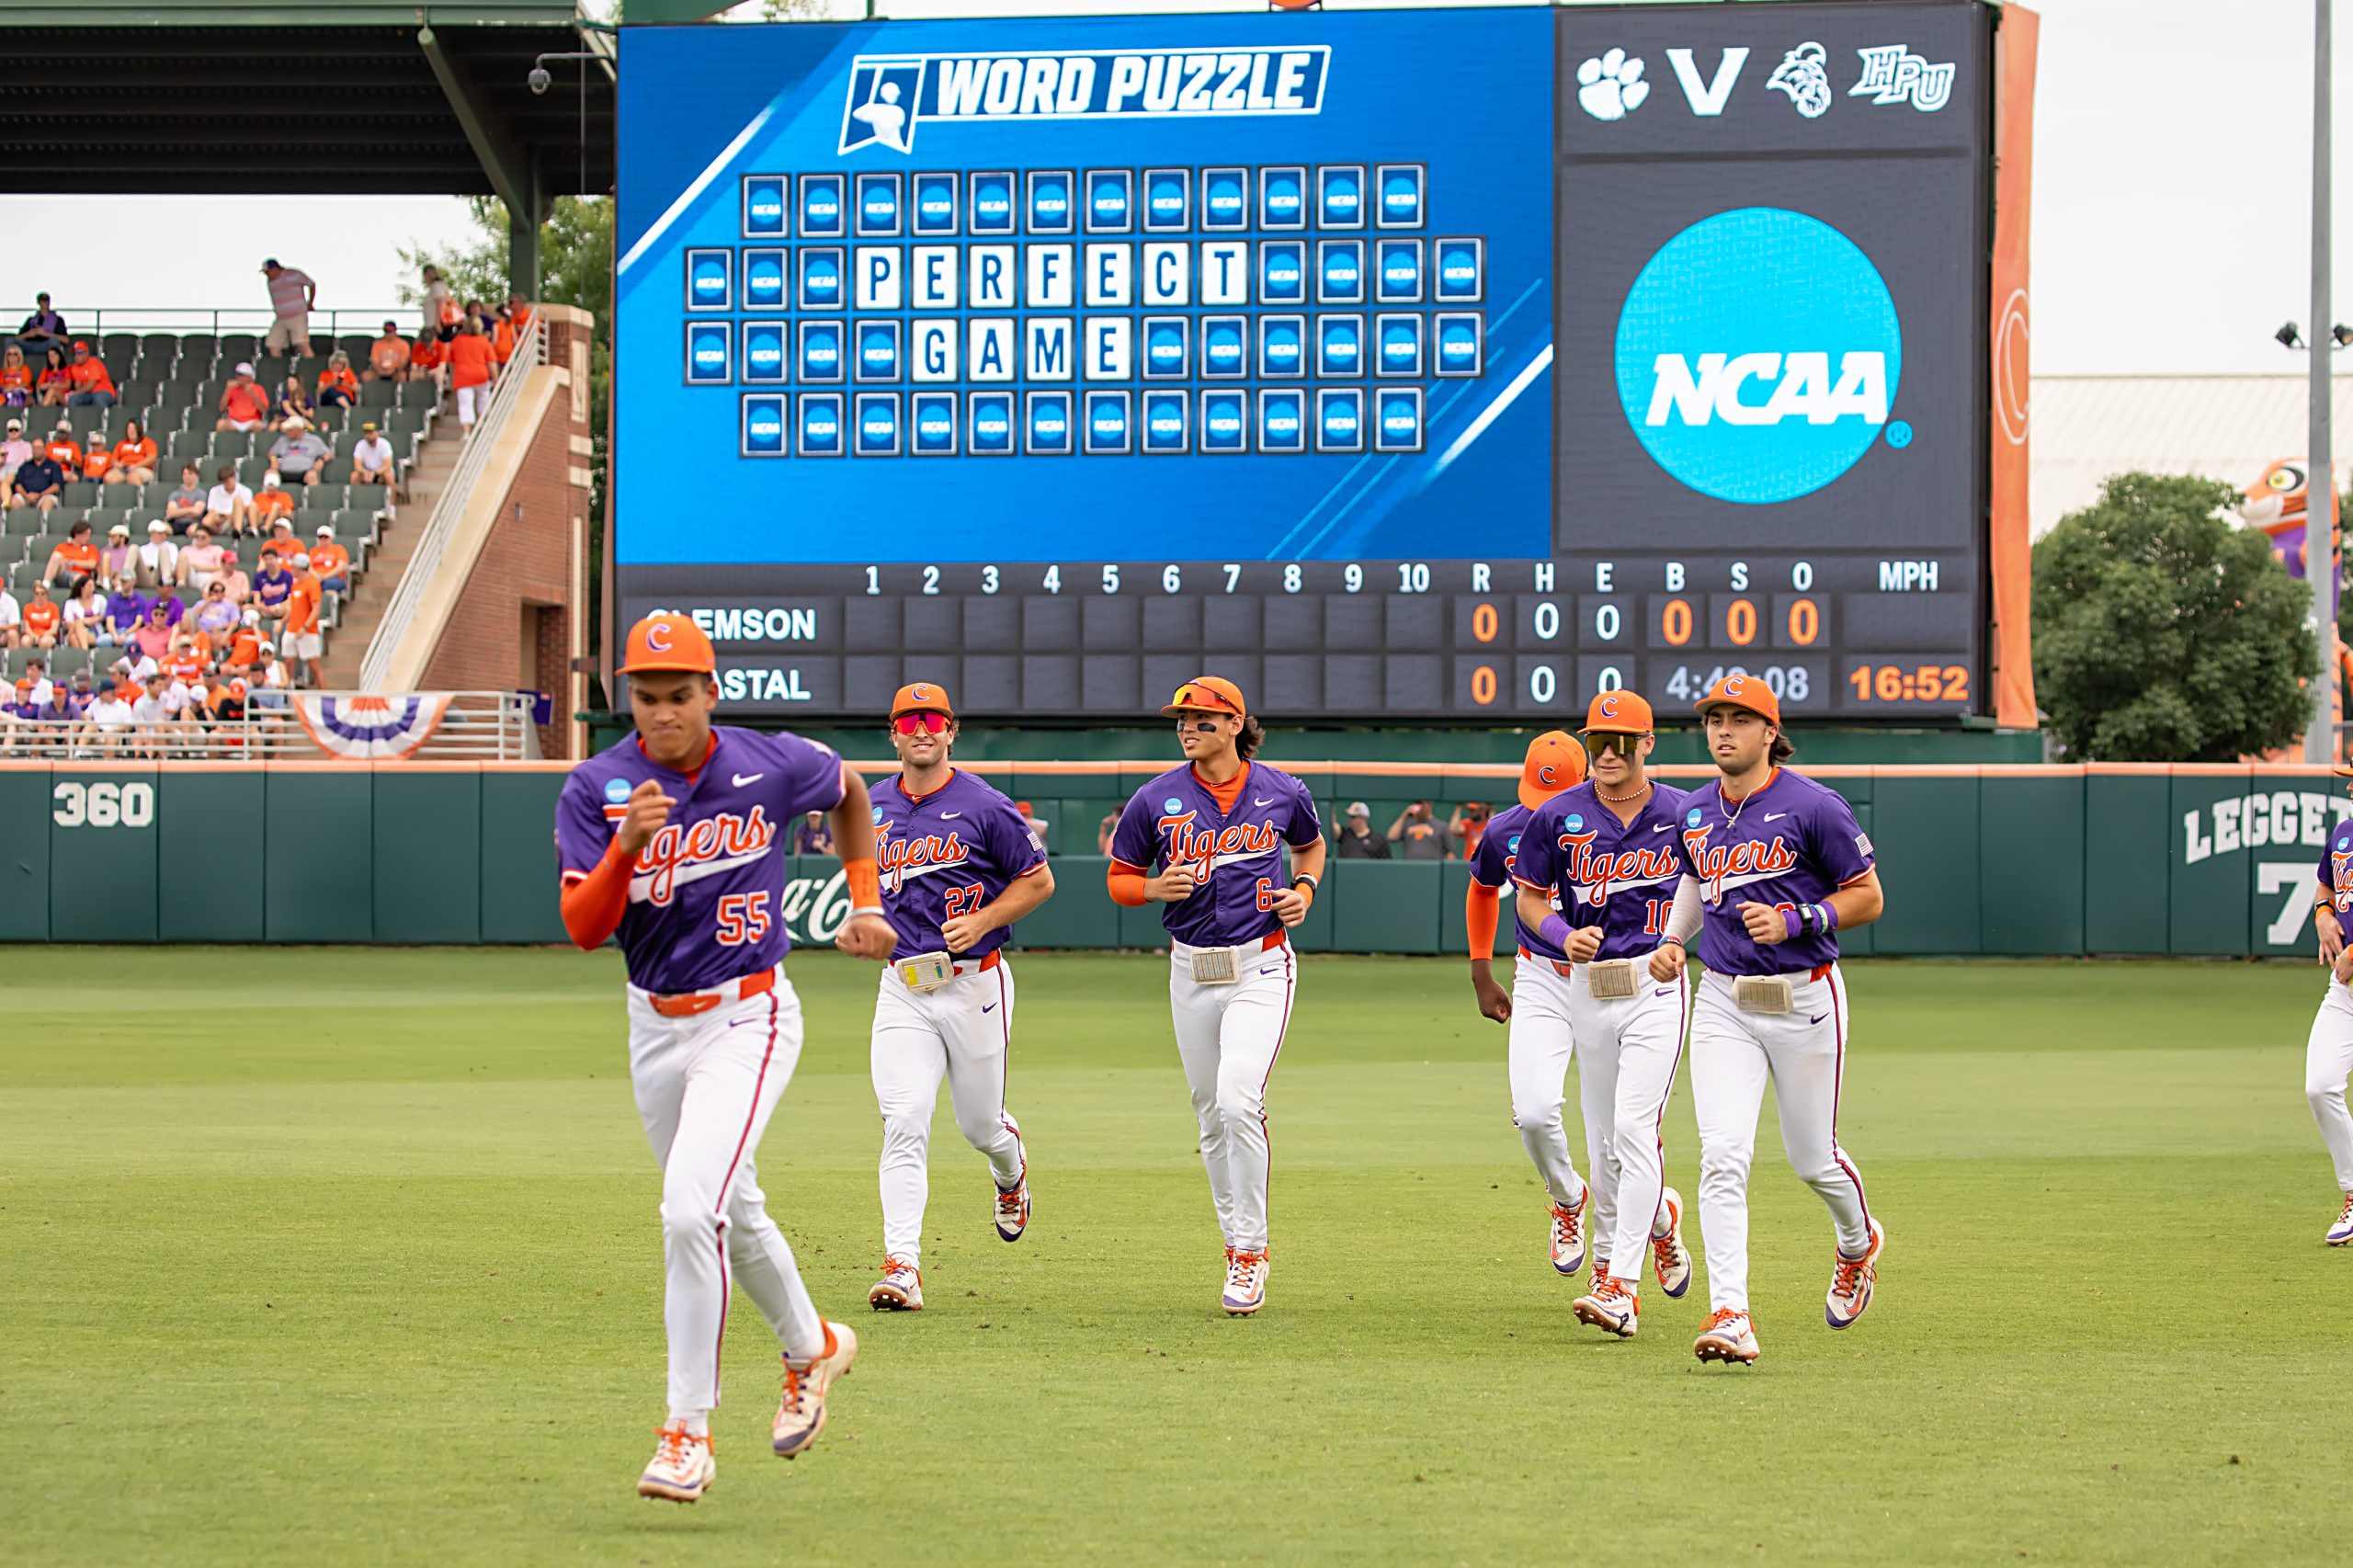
[733,771,765,788]
[1652,824,1674,833]
[1253,797,1276,807]
[941,811,962,818]
[1761,812,1788,822]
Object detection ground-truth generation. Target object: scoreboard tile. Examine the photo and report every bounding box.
[844,654,905,711]
[1082,594,1142,651]
[1203,594,1258,648]
[1383,653,1445,712]
[1082,653,1142,711]
[963,594,1019,651]
[1839,591,1972,653]
[1142,594,1202,651]
[1322,594,1385,652]
[841,595,904,652]
[1262,594,1324,653]
[1022,653,1083,710]
[1324,653,1382,710]
[964,653,1022,710]
[1264,653,1323,711]
[1021,594,1078,649]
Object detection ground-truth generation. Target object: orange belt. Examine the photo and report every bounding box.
[1518,945,1577,978]
[649,965,777,1018]
[950,950,1003,977]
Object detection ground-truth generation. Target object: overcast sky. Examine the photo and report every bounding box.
[0,0,2336,376]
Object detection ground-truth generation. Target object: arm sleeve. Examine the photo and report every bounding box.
[1107,865,1149,906]
[1465,878,1501,959]
[1810,788,1876,886]
[560,842,631,950]
[1661,875,1703,944]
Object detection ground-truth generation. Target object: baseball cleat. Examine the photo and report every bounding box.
[1693,1308,1759,1365]
[1572,1274,1640,1338]
[868,1256,923,1312]
[1650,1187,1692,1299]
[772,1320,858,1459]
[637,1426,715,1503]
[1549,1192,1590,1277]
[1222,1247,1269,1315]
[2329,1194,2353,1246]
[1825,1219,1885,1329]
[995,1168,1030,1243]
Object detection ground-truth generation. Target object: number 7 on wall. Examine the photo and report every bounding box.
[2259,861,2316,948]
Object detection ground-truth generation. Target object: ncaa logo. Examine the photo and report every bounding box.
[1147,171,1187,226]
[1687,807,1703,826]
[1265,246,1303,300]
[1262,391,1303,451]
[1031,175,1070,225]
[688,325,729,381]
[1089,173,1129,227]
[914,396,955,452]
[744,177,785,236]
[1565,813,1584,830]
[801,325,840,377]
[1320,167,1361,226]
[1376,389,1422,451]
[1147,322,1186,375]
[861,326,898,375]
[972,175,1014,231]
[858,175,900,233]
[1615,207,1901,505]
[1378,165,1423,226]
[604,776,631,804]
[1507,834,1522,854]
[746,253,786,307]
[972,392,1012,452]
[1263,322,1302,376]
[745,326,785,382]
[801,397,842,454]
[744,401,785,454]
[689,253,729,308]
[1318,391,1360,448]
[1203,392,1246,451]
[1380,319,1421,374]
[1436,239,1482,301]
[1205,169,1247,226]
[915,175,955,231]
[802,254,841,306]
[1263,169,1304,225]
[1438,317,1480,375]
[1205,323,1245,375]
[858,397,899,453]
[1320,321,1360,374]
[801,176,843,234]
[1164,797,1184,812]
[1144,392,1186,450]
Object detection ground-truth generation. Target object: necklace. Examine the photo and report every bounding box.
[1720,767,1775,826]
[1596,780,1650,804]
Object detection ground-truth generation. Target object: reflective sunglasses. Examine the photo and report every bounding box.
[1587,732,1641,756]
[892,711,950,736]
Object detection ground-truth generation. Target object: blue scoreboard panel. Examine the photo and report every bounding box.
[615,3,1991,721]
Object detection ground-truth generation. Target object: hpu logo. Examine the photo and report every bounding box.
[1852,45,1955,111]
[1614,206,1901,505]
[839,47,1331,155]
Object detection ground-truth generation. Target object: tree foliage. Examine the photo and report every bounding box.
[2032,472,2319,762]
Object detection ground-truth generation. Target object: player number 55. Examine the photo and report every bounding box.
[716,891,772,947]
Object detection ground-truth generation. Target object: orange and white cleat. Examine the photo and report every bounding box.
[2328,1193,2353,1246]
[772,1320,858,1459]
[995,1169,1030,1243]
[1222,1247,1269,1315]
[1572,1274,1641,1338]
[868,1256,923,1312]
[1650,1187,1692,1299]
[1693,1307,1759,1365]
[1825,1219,1885,1329]
[1549,1192,1590,1277]
[637,1425,715,1503]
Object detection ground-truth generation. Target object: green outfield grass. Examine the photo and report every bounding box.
[1,949,2345,1566]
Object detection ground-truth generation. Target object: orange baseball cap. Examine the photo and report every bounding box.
[891,680,954,718]
[1518,730,1587,809]
[617,612,715,675]
[1161,675,1247,718]
[1581,689,1654,735]
[1695,673,1781,726]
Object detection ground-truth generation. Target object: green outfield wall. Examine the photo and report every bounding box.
[0,763,2336,960]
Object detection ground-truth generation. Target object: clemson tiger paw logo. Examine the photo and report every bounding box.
[1576,49,1650,121]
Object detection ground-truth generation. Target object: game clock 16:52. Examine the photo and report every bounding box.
[1843,660,1972,709]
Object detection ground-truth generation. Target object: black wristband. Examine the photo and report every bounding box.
[1292,872,1319,891]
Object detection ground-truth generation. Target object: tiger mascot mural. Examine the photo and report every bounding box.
[2239,458,2335,579]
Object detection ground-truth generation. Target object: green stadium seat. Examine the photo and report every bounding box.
[396,381,439,410]
[358,381,398,409]
[59,481,96,509]
[47,646,92,680]
[220,334,259,361]
[100,333,137,365]
[142,332,186,361]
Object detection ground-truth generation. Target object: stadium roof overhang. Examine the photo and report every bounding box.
[0,0,616,207]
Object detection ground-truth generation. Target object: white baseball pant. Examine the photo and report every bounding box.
[627,971,827,1422]
[870,956,1027,1267]
[2305,975,2353,1191]
[1568,968,1688,1286]
[1168,937,1296,1256]
[1689,964,1873,1314]
[1504,956,1589,1214]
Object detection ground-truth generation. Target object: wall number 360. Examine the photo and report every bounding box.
[51,781,155,828]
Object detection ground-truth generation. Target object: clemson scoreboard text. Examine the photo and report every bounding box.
[614,3,1993,722]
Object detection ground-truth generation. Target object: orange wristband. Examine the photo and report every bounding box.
[844,857,881,910]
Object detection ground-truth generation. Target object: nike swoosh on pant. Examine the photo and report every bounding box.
[981,1004,998,1013]
[1810,1013,1826,1024]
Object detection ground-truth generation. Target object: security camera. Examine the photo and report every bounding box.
[529,64,552,95]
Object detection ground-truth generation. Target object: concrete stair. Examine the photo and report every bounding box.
[313,418,462,690]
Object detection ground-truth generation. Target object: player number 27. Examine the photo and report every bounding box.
[942,882,987,919]
[715,892,772,947]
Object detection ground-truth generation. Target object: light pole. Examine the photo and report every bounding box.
[2313,0,2338,765]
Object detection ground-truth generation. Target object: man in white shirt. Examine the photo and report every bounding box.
[351,421,395,486]
[138,521,178,591]
[204,465,255,535]
[130,673,174,757]
[85,679,135,755]
[0,581,18,649]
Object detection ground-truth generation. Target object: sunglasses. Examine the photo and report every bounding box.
[892,711,949,736]
[1587,732,1642,756]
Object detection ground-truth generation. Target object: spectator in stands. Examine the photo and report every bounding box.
[0,345,31,407]
[213,549,250,607]
[21,582,62,650]
[269,417,331,488]
[217,363,270,433]
[275,373,315,426]
[98,523,133,582]
[1448,801,1491,859]
[1388,801,1449,860]
[34,347,73,408]
[178,525,226,594]
[192,578,240,646]
[422,264,457,341]
[130,671,176,756]
[137,520,178,590]
[364,320,411,383]
[204,465,255,538]
[80,437,111,484]
[253,640,290,705]
[1097,812,1120,855]
[16,656,51,706]
[261,258,317,358]
[251,472,294,532]
[1015,800,1051,845]
[131,602,175,662]
[317,351,358,410]
[104,574,145,646]
[351,421,394,486]
[108,649,157,694]
[8,440,63,514]
[281,556,322,686]
[0,418,30,506]
[793,811,835,855]
[1334,801,1392,859]
[222,611,265,674]
[65,341,116,408]
[309,526,351,595]
[86,678,132,755]
[17,293,66,353]
[0,575,18,648]
[408,330,446,392]
[163,463,207,533]
[31,678,75,750]
[253,548,293,625]
[44,518,100,590]
[150,575,185,630]
[165,631,208,687]
[449,317,495,429]
[63,577,105,650]
[107,419,156,487]
[491,301,518,367]
[43,419,79,472]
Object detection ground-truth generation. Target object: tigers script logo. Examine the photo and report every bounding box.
[631,807,778,905]
[1162,810,1281,872]
[1680,823,1798,902]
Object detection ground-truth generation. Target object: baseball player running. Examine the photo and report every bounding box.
[1505,692,1698,1338]
[1107,676,1325,1315]
[865,682,1055,1311]
[556,613,896,1503]
[1658,675,1885,1367]
[2303,761,2353,1245]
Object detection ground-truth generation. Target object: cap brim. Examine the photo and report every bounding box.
[1578,721,1650,736]
[2334,764,2353,778]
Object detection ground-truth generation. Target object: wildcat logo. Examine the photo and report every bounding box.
[878,826,972,892]
[631,807,778,905]
[1162,810,1281,872]
[1557,833,1682,905]
[1679,824,1798,902]
[1767,41,1833,119]
[840,47,1330,154]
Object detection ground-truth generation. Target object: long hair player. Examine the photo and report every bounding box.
[555,613,898,1502]
[864,682,1055,1312]
[1107,677,1326,1315]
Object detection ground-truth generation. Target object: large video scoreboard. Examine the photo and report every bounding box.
[614,2,1992,721]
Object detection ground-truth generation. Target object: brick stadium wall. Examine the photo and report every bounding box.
[418,308,594,756]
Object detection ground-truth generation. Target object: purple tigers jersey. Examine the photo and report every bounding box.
[1510,781,1692,963]
[555,725,845,994]
[2318,819,2353,915]
[1677,768,1874,977]
[1467,802,1568,962]
[870,767,1047,961]
[1110,761,1323,948]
